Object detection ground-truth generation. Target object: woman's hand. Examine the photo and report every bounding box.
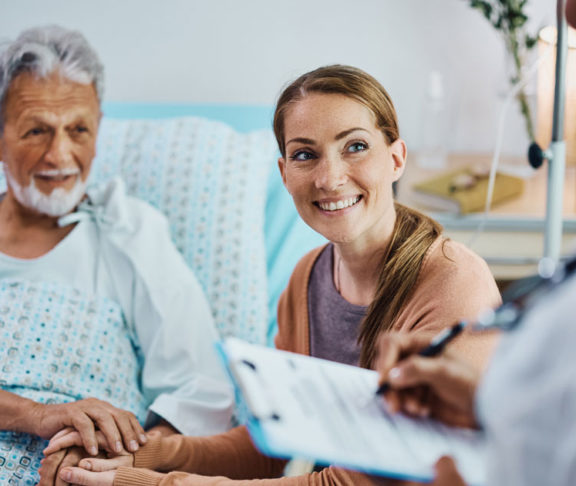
[33,398,146,455]
[375,332,480,428]
[59,455,133,486]
[59,467,117,486]
[44,429,137,462]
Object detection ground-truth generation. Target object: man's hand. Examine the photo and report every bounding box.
[375,333,480,428]
[32,398,146,455]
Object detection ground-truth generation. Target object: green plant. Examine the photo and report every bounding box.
[467,0,539,140]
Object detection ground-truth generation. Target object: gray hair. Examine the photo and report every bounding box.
[0,25,104,131]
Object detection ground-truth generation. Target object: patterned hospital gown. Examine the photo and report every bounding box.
[0,279,148,485]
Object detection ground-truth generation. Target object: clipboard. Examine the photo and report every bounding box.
[217,338,487,485]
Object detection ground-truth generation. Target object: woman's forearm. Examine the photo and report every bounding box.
[135,426,285,479]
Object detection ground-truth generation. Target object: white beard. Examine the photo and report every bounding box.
[4,167,87,218]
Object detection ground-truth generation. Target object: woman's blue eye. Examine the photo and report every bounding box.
[290,150,315,161]
[348,142,368,153]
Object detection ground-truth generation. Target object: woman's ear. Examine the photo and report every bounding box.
[278,157,289,190]
[390,139,407,182]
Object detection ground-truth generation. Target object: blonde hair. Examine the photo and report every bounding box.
[274,65,444,368]
[358,203,443,367]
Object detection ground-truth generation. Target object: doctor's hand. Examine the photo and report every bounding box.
[375,332,481,429]
[431,457,467,486]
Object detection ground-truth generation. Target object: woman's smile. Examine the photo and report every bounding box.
[314,195,362,212]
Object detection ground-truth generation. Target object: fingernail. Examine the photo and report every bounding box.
[129,440,138,451]
[60,470,71,481]
[406,401,419,415]
[115,440,122,453]
[140,434,148,443]
[90,446,98,456]
[83,461,92,471]
[388,367,402,381]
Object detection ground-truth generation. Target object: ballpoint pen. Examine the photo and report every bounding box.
[375,320,466,396]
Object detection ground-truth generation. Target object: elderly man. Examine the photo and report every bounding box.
[0,25,233,485]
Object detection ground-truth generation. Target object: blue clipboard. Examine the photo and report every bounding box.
[216,338,487,485]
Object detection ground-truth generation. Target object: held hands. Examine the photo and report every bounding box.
[58,454,130,486]
[33,398,147,455]
[375,332,480,429]
[41,429,135,485]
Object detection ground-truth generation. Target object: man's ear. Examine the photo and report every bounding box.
[390,138,407,182]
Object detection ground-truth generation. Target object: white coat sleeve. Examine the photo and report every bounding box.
[477,275,576,486]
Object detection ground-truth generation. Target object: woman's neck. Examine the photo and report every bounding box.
[333,213,397,306]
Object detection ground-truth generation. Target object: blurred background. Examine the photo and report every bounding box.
[0,0,555,157]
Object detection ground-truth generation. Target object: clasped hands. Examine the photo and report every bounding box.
[36,398,146,486]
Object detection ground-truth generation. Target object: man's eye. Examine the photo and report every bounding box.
[25,127,45,137]
[289,150,316,161]
[74,126,88,134]
[347,142,368,153]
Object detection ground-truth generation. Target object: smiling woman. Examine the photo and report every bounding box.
[57,66,503,486]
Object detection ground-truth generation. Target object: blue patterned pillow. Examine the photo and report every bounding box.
[0,117,276,345]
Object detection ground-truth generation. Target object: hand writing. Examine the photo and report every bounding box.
[375,332,479,428]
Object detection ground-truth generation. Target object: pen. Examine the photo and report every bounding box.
[375,320,467,395]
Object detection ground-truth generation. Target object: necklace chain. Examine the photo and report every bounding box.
[335,252,342,294]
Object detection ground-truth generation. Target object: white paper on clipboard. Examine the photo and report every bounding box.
[217,338,487,485]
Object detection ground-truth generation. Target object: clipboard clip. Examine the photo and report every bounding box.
[232,359,282,422]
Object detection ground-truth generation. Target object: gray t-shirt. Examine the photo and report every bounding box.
[308,244,368,367]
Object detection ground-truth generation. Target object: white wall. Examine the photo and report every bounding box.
[0,0,555,156]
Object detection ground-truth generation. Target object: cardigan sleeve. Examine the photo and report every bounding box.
[115,466,385,486]
[274,246,326,354]
[123,427,285,481]
[392,238,502,370]
[115,429,379,486]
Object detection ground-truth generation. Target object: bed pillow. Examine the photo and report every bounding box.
[91,117,276,344]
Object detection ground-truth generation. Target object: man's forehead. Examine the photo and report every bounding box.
[4,71,100,123]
